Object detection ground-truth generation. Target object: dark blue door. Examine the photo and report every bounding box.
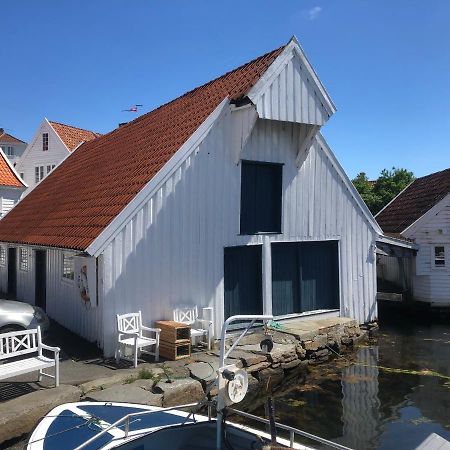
[272,241,339,315]
[224,245,263,319]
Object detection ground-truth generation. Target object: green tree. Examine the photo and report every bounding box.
[352,167,414,215]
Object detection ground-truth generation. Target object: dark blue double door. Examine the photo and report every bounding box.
[224,241,339,318]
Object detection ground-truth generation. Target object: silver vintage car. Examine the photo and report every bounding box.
[0,299,50,333]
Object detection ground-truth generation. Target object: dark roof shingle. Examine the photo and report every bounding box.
[0,45,284,250]
[376,168,450,233]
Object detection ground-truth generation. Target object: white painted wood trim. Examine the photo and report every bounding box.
[0,148,27,188]
[47,118,71,151]
[377,234,418,250]
[86,98,230,257]
[248,36,336,117]
[315,133,383,235]
[262,235,272,316]
[296,125,320,168]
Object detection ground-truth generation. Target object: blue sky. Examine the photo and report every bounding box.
[1,1,449,179]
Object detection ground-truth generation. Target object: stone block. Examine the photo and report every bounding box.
[245,361,271,373]
[154,378,204,407]
[268,343,297,364]
[281,359,302,370]
[229,350,267,367]
[257,367,284,388]
[0,385,81,444]
[304,334,327,352]
[187,361,218,384]
[313,349,330,359]
[295,343,307,359]
[86,384,162,406]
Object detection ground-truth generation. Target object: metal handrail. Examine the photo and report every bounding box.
[227,408,353,450]
[73,402,201,450]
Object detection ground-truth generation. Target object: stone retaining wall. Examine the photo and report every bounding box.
[0,319,378,446]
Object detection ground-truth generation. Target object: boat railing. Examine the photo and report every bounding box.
[73,402,202,450]
[227,407,353,450]
[73,401,351,450]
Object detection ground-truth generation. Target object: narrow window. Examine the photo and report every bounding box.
[6,146,14,156]
[240,161,283,234]
[20,172,24,180]
[19,247,28,271]
[47,165,52,174]
[62,253,74,280]
[35,166,45,183]
[0,246,6,266]
[43,133,49,151]
[434,246,446,268]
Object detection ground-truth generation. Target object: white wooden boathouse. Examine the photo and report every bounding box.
[0,37,383,356]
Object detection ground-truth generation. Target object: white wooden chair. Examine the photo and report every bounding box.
[173,306,213,350]
[115,311,161,368]
[0,327,60,387]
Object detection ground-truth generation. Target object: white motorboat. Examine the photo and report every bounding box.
[27,315,352,450]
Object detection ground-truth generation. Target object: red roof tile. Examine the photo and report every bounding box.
[376,168,450,233]
[49,121,100,151]
[0,129,26,145]
[0,45,284,250]
[0,151,26,188]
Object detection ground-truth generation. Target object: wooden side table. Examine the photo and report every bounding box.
[155,320,191,360]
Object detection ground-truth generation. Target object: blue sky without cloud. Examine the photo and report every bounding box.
[1,1,449,179]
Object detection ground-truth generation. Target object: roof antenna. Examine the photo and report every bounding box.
[122,104,143,113]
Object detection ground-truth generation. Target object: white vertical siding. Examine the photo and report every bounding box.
[16,246,35,303]
[45,249,103,344]
[409,201,450,303]
[0,188,24,216]
[253,55,331,126]
[101,109,377,356]
[15,120,69,193]
[0,245,102,345]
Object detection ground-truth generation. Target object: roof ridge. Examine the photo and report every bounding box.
[413,166,450,182]
[112,44,286,133]
[0,41,285,250]
[0,130,27,144]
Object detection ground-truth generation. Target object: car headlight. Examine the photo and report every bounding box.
[33,309,45,322]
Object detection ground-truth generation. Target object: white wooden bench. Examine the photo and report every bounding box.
[0,326,60,387]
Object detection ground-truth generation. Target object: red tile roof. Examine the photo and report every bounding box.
[0,151,26,188]
[376,168,450,233]
[49,121,100,151]
[0,45,284,250]
[0,129,26,145]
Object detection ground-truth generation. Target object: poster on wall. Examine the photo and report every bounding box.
[74,256,97,308]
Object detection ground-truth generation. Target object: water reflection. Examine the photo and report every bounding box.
[244,317,450,449]
[341,347,381,449]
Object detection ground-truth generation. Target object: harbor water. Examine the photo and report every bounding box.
[244,314,450,449]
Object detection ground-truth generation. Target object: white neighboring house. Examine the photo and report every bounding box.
[376,168,450,307]
[15,119,99,192]
[0,37,390,356]
[0,128,27,166]
[0,148,27,216]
